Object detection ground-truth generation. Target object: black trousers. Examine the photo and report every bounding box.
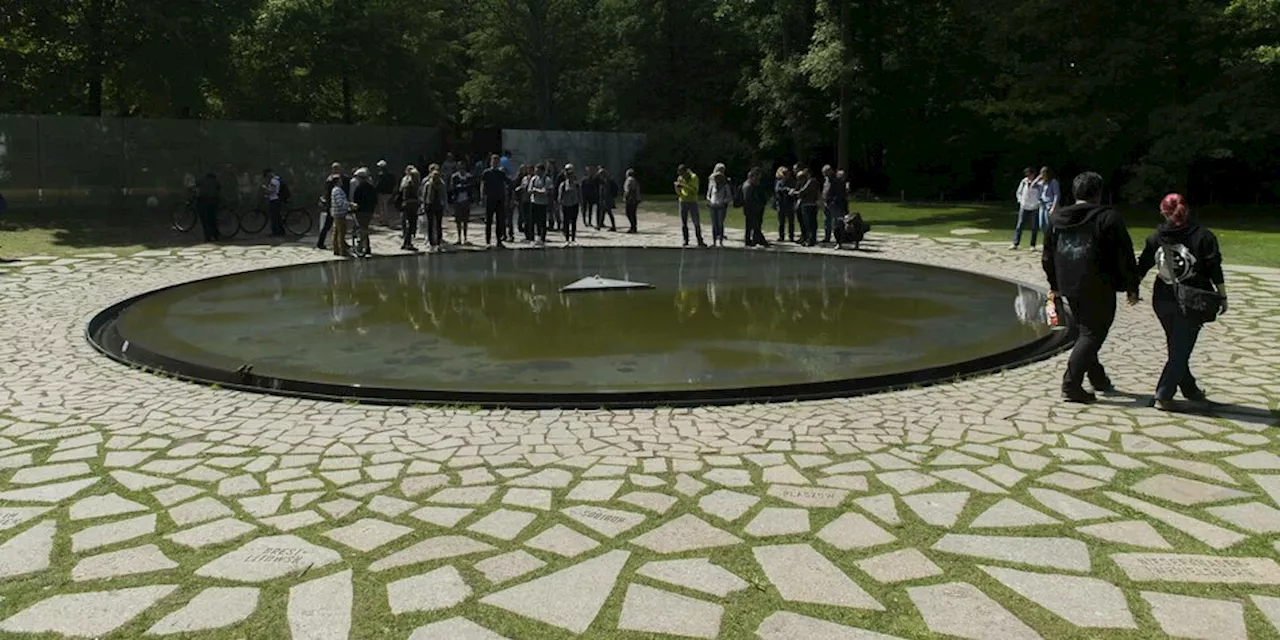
[799,203,819,245]
[582,199,598,228]
[625,201,639,232]
[401,204,418,247]
[744,206,768,246]
[562,205,579,241]
[269,199,284,236]
[778,206,795,241]
[198,199,219,241]
[317,210,334,247]
[485,198,505,245]
[598,204,616,230]
[530,203,548,242]
[424,204,444,246]
[1154,298,1205,400]
[1063,293,1116,392]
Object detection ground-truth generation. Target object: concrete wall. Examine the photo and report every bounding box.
[501,129,646,175]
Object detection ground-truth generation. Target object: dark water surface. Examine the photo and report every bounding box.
[110,248,1051,393]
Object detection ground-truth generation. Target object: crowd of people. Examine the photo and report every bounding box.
[310,153,873,257]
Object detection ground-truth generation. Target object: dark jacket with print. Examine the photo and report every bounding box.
[1042,202,1137,299]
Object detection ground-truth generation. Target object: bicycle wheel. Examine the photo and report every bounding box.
[216,207,241,239]
[172,201,197,232]
[284,207,314,236]
[241,207,269,234]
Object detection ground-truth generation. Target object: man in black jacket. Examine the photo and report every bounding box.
[375,160,396,227]
[741,167,770,247]
[351,167,379,257]
[1042,171,1139,403]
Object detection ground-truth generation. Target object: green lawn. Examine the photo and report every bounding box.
[642,196,1280,269]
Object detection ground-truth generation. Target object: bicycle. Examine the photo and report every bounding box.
[171,191,197,232]
[248,200,314,237]
[172,194,242,239]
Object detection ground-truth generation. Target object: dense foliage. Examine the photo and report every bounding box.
[2,0,1278,201]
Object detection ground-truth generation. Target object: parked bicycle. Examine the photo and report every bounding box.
[247,201,315,237]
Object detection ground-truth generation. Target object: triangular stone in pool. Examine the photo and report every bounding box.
[560,275,653,293]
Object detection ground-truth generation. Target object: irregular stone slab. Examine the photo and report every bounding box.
[169,496,235,527]
[9,462,92,484]
[401,474,450,497]
[673,473,707,497]
[152,484,203,507]
[0,585,178,637]
[617,583,723,639]
[166,517,257,549]
[856,548,943,584]
[561,505,645,537]
[1206,501,1280,533]
[0,477,99,503]
[1028,488,1117,521]
[111,470,173,491]
[70,494,149,521]
[480,549,630,634]
[768,485,848,508]
[698,489,759,522]
[618,491,677,514]
[932,534,1091,572]
[1131,474,1252,506]
[1225,451,1280,470]
[324,517,414,552]
[1076,520,1172,550]
[703,468,752,487]
[565,479,624,502]
[476,549,546,583]
[753,543,883,610]
[820,475,870,491]
[0,506,51,532]
[763,465,811,485]
[410,506,473,527]
[932,469,1007,494]
[366,495,416,518]
[428,486,497,505]
[408,617,510,639]
[968,498,1060,529]
[1036,471,1104,491]
[73,513,156,552]
[317,498,360,520]
[261,510,325,532]
[745,507,810,537]
[908,582,1041,640]
[876,470,939,494]
[502,488,551,511]
[73,543,177,581]
[146,587,259,635]
[507,468,573,488]
[217,475,261,497]
[1142,591,1246,640]
[1112,553,1280,585]
[636,558,748,597]
[855,494,901,525]
[466,509,537,541]
[524,523,600,557]
[195,535,342,582]
[289,569,352,640]
[902,491,970,527]
[387,565,472,614]
[0,520,55,578]
[756,611,908,640]
[370,535,495,572]
[630,514,741,554]
[981,565,1135,628]
[1104,492,1246,550]
[1251,595,1280,635]
[817,513,896,550]
[239,494,286,518]
[1149,456,1237,484]
[977,464,1026,488]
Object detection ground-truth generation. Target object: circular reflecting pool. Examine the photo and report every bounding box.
[88,248,1072,407]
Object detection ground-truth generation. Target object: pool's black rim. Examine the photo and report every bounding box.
[85,248,1077,409]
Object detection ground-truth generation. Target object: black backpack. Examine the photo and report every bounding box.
[278,179,291,202]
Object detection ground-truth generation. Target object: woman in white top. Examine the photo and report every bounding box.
[558,165,582,245]
[706,163,734,247]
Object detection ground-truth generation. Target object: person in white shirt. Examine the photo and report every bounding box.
[1012,167,1043,249]
[261,168,284,237]
[527,164,552,246]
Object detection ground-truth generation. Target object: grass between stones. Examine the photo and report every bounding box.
[642,195,1280,269]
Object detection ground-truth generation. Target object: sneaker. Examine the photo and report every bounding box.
[1009,244,1019,250]
[1061,388,1098,404]
[1091,379,1116,394]
[698,242,709,248]
[1153,397,1178,412]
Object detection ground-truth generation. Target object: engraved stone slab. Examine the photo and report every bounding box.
[0,585,178,638]
[0,507,51,532]
[387,565,472,614]
[1142,591,1246,640]
[636,558,748,598]
[617,583,722,640]
[933,534,1091,572]
[768,485,848,508]
[563,505,646,537]
[980,565,1136,628]
[146,587,259,635]
[195,535,342,582]
[908,582,1041,640]
[480,550,630,634]
[1111,553,1280,585]
[856,548,943,584]
[753,543,884,610]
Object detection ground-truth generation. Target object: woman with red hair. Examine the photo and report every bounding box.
[1135,193,1227,410]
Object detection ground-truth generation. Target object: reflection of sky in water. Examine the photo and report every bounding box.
[113,249,1051,392]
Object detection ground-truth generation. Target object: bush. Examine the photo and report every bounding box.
[631,118,756,188]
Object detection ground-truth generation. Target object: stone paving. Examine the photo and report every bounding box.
[0,213,1278,638]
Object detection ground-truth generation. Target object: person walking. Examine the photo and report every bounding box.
[1042,171,1139,403]
[821,165,848,244]
[675,164,706,247]
[792,169,822,246]
[528,164,551,246]
[261,168,285,237]
[1012,167,1042,249]
[1135,193,1227,411]
[1039,166,1061,232]
[774,166,796,242]
[623,168,641,233]
[548,160,564,231]
[599,169,619,231]
[450,163,473,245]
[374,160,396,227]
[706,164,733,247]
[196,172,222,242]
[316,162,350,250]
[327,174,351,257]
[398,165,421,251]
[581,166,601,229]
[421,164,447,252]
[351,167,378,257]
[480,154,510,249]
[741,166,770,248]
[559,164,582,245]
